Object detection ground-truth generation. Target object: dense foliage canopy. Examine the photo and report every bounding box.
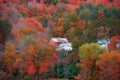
[0,0,120,80]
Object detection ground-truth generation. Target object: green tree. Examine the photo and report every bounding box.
[89,18,120,38]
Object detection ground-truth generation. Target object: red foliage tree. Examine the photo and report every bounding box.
[27,61,36,75]
[108,35,120,51]
[25,18,44,32]
[65,4,77,12]
[0,0,3,3]
[77,20,83,29]
[40,0,44,4]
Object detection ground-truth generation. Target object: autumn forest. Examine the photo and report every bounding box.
[0,0,120,80]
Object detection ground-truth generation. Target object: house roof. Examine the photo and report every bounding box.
[97,39,108,45]
[50,38,68,43]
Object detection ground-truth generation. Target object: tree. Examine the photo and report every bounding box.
[5,17,54,79]
[3,42,17,74]
[44,0,58,5]
[1,38,54,80]
[0,33,2,44]
[87,0,120,8]
[0,19,12,44]
[22,42,54,79]
[96,51,120,80]
[13,18,53,79]
[25,18,44,32]
[0,71,14,80]
[75,4,94,27]
[78,43,106,80]
[108,35,120,51]
[89,18,120,39]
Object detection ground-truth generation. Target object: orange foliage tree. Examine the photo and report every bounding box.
[4,17,54,79]
[54,26,63,37]
[96,51,120,80]
[17,42,54,79]
[2,36,54,80]
[3,42,17,74]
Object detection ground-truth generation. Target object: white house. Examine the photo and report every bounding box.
[97,39,109,50]
[49,38,72,51]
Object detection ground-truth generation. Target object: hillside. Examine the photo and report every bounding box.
[0,0,120,80]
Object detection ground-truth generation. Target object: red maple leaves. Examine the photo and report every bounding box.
[27,63,36,75]
[25,18,44,32]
